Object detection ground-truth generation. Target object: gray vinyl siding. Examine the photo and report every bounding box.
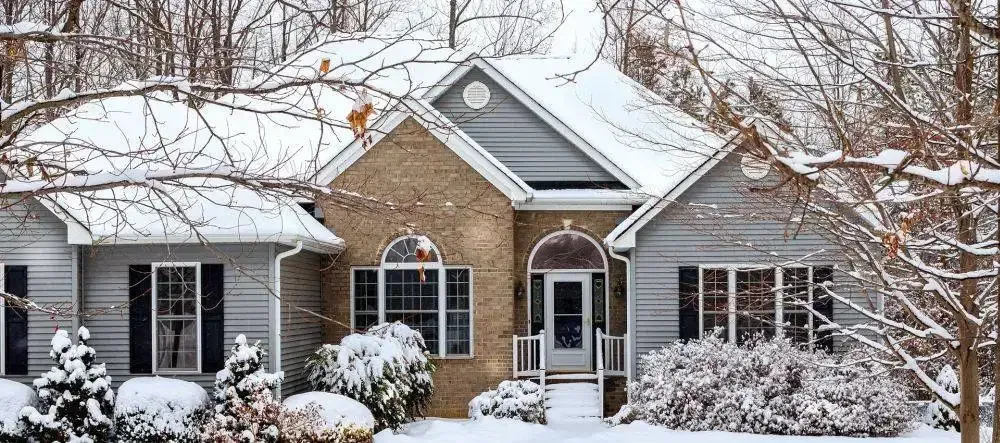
[81,243,273,389]
[0,199,74,382]
[632,155,870,357]
[278,249,325,396]
[432,68,619,184]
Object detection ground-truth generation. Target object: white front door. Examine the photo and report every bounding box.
[545,273,592,370]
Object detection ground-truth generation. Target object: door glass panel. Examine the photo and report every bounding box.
[553,281,583,349]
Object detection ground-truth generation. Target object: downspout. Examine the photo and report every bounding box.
[71,246,81,335]
[607,248,633,382]
[272,240,303,397]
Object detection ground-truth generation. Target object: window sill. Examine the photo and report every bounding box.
[148,370,202,375]
[430,355,475,360]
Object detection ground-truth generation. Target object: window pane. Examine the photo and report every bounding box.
[702,269,728,312]
[702,311,728,338]
[783,312,810,344]
[446,312,470,355]
[530,233,605,270]
[353,269,379,312]
[156,319,198,370]
[553,316,583,348]
[156,266,197,316]
[783,267,810,307]
[446,269,470,310]
[736,269,776,343]
[736,269,775,312]
[354,313,379,331]
[385,270,438,310]
[386,312,439,354]
[384,237,438,263]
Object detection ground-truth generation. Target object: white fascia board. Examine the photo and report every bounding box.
[472,59,642,189]
[605,135,743,250]
[513,190,647,211]
[80,233,344,254]
[33,197,94,244]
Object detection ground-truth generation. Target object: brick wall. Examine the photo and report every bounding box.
[318,118,516,418]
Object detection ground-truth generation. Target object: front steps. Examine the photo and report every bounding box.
[544,381,602,423]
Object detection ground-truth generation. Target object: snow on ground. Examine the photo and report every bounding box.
[375,418,962,443]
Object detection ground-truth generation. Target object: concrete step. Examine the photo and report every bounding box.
[544,382,602,423]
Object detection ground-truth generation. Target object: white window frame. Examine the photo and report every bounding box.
[0,262,5,375]
[350,236,474,359]
[151,262,202,374]
[696,264,814,348]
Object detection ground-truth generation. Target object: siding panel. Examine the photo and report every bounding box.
[82,244,273,389]
[278,249,325,396]
[433,68,618,184]
[632,155,870,357]
[0,199,74,382]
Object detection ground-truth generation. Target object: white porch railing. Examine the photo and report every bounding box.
[512,330,546,390]
[596,328,628,416]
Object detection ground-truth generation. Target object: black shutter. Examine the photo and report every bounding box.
[4,266,29,375]
[813,266,834,352]
[201,264,225,373]
[530,274,544,336]
[679,266,700,341]
[592,273,606,333]
[129,265,153,374]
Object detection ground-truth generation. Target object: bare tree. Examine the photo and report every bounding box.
[440,0,564,55]
[612,1,1000,442]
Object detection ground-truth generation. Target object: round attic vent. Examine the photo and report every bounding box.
[740,154,771,180]
[463,81,491,110]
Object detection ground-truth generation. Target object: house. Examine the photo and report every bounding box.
[0,36,870,418]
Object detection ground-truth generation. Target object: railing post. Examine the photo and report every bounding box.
[539,330,546,391]
[512,334,518,378]
[596,328,605,418]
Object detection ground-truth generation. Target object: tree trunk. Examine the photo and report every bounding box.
[448,0,457,48]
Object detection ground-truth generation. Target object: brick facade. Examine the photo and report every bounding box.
[318,118,629,417]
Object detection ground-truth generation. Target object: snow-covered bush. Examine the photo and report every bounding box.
[625,335,913,437]
[20,326,115,443]
[114,377,209,443]
[925,365,960,431]
[200,334,285,442]
[283,392,375,431]
[0,379,36,443]
[307,322,435,431]
[283,393,374,443]
[468,380,546,424]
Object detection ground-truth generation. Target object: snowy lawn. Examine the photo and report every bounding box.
[375,418,964,443]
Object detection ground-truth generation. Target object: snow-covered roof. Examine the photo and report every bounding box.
[483,56,731,194]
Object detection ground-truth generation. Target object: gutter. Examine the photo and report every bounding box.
[271,240,303,397]
[607,248,634,381]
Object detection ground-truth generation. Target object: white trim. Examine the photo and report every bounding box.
[69,233,342,254]
[0,262,5,375]
[605,134,744,250]
[312,99,532,203]
[544,272,593,370]
[695,264,816,348]
[150,262,202,374]
[527,230,609,273]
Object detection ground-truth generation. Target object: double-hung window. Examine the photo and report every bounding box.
[152,262,201,372]
[351,236,473,357]
[697,265,829,348]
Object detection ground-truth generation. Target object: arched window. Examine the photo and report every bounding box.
[351,235,472,357]
[529,231,607,271]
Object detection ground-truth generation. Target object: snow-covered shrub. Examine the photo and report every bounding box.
[925,365,960,431]
[626,334,913,437]
[468,380,546,424]
[283,392,375,431]
[604,405,636,427]
[200,334,285,442]
[114,377,209,443]
[20,326,115,443]
[0,379,36,443]
[282,394,374,443]
[306,322,435,431]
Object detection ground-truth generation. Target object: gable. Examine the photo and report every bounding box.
[431,68,622,188]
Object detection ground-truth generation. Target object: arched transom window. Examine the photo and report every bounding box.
[351,235,472,357]
[529,231,608,271]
